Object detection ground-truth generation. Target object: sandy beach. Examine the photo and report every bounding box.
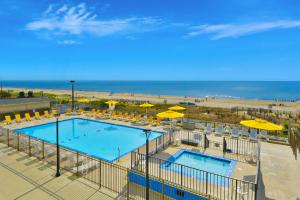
[4,87,300,112]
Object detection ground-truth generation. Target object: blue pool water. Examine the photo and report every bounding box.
[162,150,236,178]
[16,118,163,162]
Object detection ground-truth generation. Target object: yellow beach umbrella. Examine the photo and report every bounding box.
[105,100,119,105]
[77,98,90,103]
[139,103,154,108]
[140,103,154,116]
[240,118,283,131]
[157,110,184,119]
[168,105,186,111]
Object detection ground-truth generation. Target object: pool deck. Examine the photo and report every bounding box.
[2,114,300,199]
[0,143,120,200]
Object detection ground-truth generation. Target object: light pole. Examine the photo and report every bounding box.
[70,80,75,111]
[55,113,61,177]
[143,129,152,200]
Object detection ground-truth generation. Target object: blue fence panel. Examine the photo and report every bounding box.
[128,171,208,200]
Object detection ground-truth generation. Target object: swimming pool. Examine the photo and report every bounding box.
[162,149,236,180]
[15,118,163,162]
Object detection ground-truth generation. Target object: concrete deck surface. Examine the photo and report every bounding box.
[0,143,121,200]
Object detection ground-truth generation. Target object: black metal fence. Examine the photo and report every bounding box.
[174,130,259,163]
[136,131,172,156]
[0,128,128,196]
[131,151,258,200]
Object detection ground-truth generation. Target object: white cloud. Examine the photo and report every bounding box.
[26,3,163,39]
[57,40,79,45]
[187,20,300,40]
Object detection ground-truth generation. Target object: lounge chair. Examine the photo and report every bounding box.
[5,116,12,124]
[51,109,57,116]
[77,108,84,114]
[205,124,212,135]
[135,114,142,122]
[195,123,205,130]
[121,113,128,121]
[34,112,41,120]
[44,110,50,118]
[75,160,99,175]
[15,114,22,123]
[116,112,123,120]
[259,130,268,140]
[240,128,249,138]
[146,116,153,125]
[126,113,133,121]
[231,128,239,138]
[249,129,258,142]
[88,109,96,116]
[25,113,31,121]
[152,117,161,126]
[215,126,223,136]
[66,108,72,114]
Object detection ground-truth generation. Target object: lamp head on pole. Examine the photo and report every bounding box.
[55,113,60,120]
[70,80,75,84]
[143,129,152,139]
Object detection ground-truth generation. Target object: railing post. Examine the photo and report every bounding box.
[42,141,45,159]
[7,129,9,146]
[205,171,208,194]
[235,179,238,200]
[162,134,165,149]
[162,179,165,200]
[236,138,239,155]
[99,159,102,188]
[127,168,130,200]
[76,152,79,174]
[155,137,158,153]
[181,165,183,186]
[29,136,31,156]
[17,133,20,151]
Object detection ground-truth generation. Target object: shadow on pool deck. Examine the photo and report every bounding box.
[0,143,121,200]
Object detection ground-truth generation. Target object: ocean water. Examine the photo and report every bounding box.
[2,80,300,100]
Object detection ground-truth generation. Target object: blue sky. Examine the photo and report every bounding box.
[1,0,300,81]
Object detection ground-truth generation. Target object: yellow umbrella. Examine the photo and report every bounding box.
[139,103,154,108]
[140,103,154,116]
[77,98,90,103]
[240,118,283,131]
[157,110,184,119]
[168,105,186,111]
[105,100,119,105]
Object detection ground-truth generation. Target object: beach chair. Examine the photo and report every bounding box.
[89,108,96,115]
[25,113,31,121]
[34,112,41,120]
[5,116,12,124]
[152,117,161,126]
[249,129,258,142]
[146,116,153,125]
[129,114,135,122]
[116,112,123,120]
[15,114,22,123]
[66,108,72,114]
[110,111,117,119]
[122,113,128,121]
[135,114,142,122]
[51,109,57,116]
[259,130,268,140]
[231,128,239,138]
[215,126,223,136]
[205,124,212,135]
[240,127,249,138]
[44,110,50,118]
[77,108,84,114]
